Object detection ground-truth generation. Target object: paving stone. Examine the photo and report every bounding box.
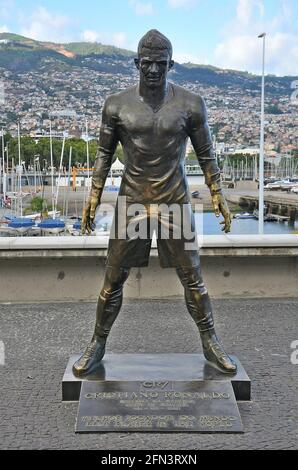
[0,298,297,449]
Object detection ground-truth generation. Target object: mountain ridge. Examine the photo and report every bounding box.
[0,32,135,58]
[0,32,297,95]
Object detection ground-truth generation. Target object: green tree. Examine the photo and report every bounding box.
[30,196,44,212]
[5,136,100,168]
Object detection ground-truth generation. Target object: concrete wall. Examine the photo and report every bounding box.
[0,235,297,303]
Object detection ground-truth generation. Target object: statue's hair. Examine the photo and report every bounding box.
[138,29,173,58]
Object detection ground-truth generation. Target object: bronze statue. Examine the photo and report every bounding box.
[73,30,236,376]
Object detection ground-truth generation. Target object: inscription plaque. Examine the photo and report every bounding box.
[76,380,243,433]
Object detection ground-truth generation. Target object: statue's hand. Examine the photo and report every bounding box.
[82,193,100,235]
[211,192,232,233]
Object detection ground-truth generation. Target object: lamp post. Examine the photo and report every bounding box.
[258,32,266,235]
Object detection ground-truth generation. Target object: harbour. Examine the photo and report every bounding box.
[1,183,298,236]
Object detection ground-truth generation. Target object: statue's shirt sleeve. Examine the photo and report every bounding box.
[92,97,119,192]
[186,95,221,188]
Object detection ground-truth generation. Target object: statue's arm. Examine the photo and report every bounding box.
[187,95,231,232]
[187,95,221,195]
[91,96,119,201]
[82,97,119,234]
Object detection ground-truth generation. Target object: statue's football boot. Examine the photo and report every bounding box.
[72,338,106,376]
[201,331,237,374]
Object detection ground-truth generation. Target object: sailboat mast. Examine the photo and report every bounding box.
[54,134,66,218]
[82,119,90,207]
[86,119,90,183]
[17,123,22,217]
[50,121,55,219]
[65,146,72,219]
[1,129,6,200]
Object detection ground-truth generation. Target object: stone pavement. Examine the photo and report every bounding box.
[0,298,297,450]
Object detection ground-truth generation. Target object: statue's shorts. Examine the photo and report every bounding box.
[105,199,200,268]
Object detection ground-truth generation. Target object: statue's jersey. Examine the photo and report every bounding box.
[93,82,220,205]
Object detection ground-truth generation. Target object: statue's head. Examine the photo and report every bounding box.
[134,29,174,87]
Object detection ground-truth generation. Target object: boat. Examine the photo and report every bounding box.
[0,216,36,236]
[65,219,82,236]
[38,218,66,235]
[234,212,255,219]
[73,220,82,230]
[253,209,277,222]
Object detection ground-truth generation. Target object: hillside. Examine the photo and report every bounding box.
[0,32,134,58]
[0,32,296,95]
[63,41,134,57]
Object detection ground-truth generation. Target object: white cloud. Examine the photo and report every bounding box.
[82,30,101,42]
[213,0,298,75]
[113,32,127,48]
[174,51,208,65]
[266,32,298,76]
[0,25,9,33]
[129,1,154,15]
[20,6,70,42]
[236,0,264,26]
[215,34,261,71]
[81,30,127,48]
[215,32,298,75]
[167,0,196,9]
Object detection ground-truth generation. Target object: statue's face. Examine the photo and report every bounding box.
[135,50,174,88]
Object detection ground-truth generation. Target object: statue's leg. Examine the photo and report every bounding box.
[73,265,130,376]
[176,265,237,374]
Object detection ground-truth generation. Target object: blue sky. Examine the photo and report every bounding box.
[0,0,297,75]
